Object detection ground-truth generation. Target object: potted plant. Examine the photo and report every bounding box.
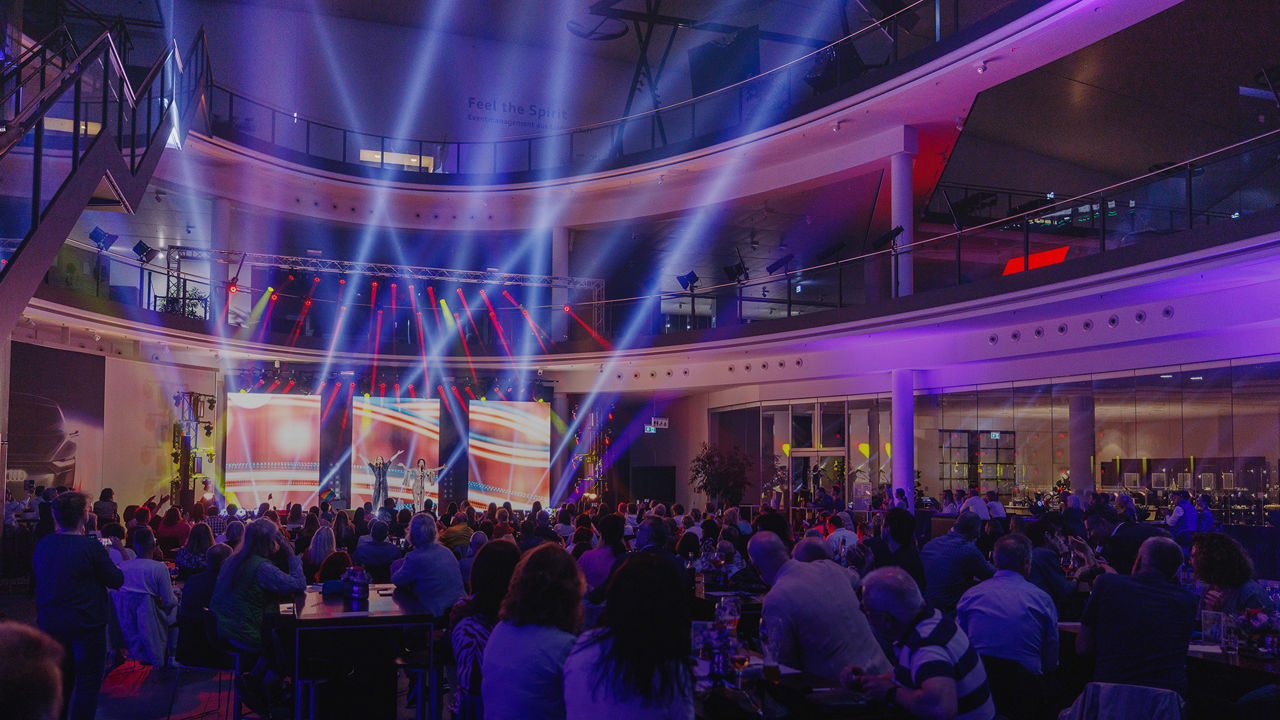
[689,443,753,508]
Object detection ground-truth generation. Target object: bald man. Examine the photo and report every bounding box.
[1077,535,1197,694]
[748,531,888,683]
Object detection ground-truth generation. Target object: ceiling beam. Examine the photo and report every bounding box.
[589,0,831,48]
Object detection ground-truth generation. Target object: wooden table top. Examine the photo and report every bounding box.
[290,583,435,626]
[1059,621,1280,678]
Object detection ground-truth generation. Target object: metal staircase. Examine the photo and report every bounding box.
[0,23,212,341]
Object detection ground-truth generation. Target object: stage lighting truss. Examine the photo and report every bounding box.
[168,245,609,335]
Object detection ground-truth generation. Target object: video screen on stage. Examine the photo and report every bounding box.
[467,400,551,511]
[224,393,321,510]
[351,398,441,510]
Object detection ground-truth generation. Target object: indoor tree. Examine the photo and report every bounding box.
[689,443,754,508]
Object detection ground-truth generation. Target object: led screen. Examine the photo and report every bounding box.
[224,393,320,509]
[467,400,550,511]
[351,398,441,509]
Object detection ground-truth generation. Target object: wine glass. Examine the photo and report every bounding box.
[729,639,751,688]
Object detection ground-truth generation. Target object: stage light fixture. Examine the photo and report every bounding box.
[133,241,159,264]
[228,275,239,294]
[766,253,795,275]
[270,293,279,301]
[89,227,119,252]
[676,271,700,290]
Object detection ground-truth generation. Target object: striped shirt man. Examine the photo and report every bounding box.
[892,609,995,720]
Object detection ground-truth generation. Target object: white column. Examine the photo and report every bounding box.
[550,227,570,343]
[891,150,915,297]
[1069,395,1096,496]
[891,368,916,513]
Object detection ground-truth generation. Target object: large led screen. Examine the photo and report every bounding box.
[224,393,320,509]
[351,398,441,509]
[467,401,551,511]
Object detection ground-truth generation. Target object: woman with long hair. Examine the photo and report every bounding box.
[175,522,215,581]
[316,551,352,582]
[332,510,356,553]
[285,503,304,531]
[563,553,693,718]
[579,513,626,586]
[223,520,245,549]
[303,526,337,582]
[155,506,191,553]
[294,513,320,555]
[1191,532,1268,614]
[451,540,522,720]
[482,544,584,720]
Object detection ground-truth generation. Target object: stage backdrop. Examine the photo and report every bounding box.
[6,342,104,499]
[467,400,551,511]
[351,397,441,509]
[224,393,320,509]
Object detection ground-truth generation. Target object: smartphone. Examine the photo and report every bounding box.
[99,538,112,548]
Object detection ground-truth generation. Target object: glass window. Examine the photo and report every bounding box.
[791,404,814,449]
[820,401,845,449]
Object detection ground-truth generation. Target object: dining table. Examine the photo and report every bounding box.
[280,583,438,720]
[693,652,905,719]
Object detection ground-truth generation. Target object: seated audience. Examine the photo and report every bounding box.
[957,534,1058,676]
[210,519,306,653]
[1190,532,1269,614]
[205,503,230,537]
[492,508,515,539]
[34,492,125,720]
[985,491,1006,520]
[115,528,180,665]
[459,531,489,586]
[482,544,584,720]
[579,513,626,590]
[1195,494,1216,532]
[178,543,233,620]
[392,514,467,616]
[155,507,192,553]
[353,520,402,580]
[222,519,245,549]
[1075,506,1169,575]
[920,512,994,614]
[293,513,320,555]
[441,513,476,551]
[93,489,119,525]
[941,489,959,514]
[865,507,927,591]
[316,551,352,583]
[564,553,694,719]
[1025,517,1076,609]
[302,526,337,582]
[174,522,214,581]
[825,512,860,558]
[749,531,889,683]
[1076,536,1197,694]
[1115,493,1140,523]
[451,540,522,720]
[101,522,135,567]
[843,567,996,720]
[0,621,65,720]
[958,488,991,520]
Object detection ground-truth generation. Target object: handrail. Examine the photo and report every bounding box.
[203,0,1032,180]
[1,25,80,73]
[541,125,1280,311]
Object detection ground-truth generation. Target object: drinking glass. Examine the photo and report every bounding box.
[1222,616,1240,656]
[759,616,782,683]
[729,639,751,688]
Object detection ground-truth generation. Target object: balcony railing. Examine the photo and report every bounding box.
[201,0,1030,184]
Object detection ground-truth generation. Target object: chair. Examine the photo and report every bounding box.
[397,622,446,720]
[980,654,1047,720]
[203,611,262,720]
[111,589,176,667]
[1057,682,1184,720]
[166,611,234,720]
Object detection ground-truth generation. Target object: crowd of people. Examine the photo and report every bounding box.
[5,482,1278,720]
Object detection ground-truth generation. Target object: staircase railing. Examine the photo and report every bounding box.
[0,25,212,339]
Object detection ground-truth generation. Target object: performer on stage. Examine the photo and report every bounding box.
[400,458,446,512]
[361,450,403,511]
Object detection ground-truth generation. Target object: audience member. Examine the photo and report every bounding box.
[115,528,179,665]
[482,544,584,720]
[1025,517,1076,609]
[93,489,119,525]
[353,520,401,579]
[210,519,306,653]
[1190,532,1269,614]
[492,509,514,539]
[1164,490,1197,547]
[178,543,233,620]
[155,507,192,553]
[316,551,352,583]
[1075,506,1169,576]
[941,489,959,514]
[845,567,995,720]
[920,513,994,614]
[749,531,889,683]
[459,531,489,586]
[451,539,522,720]
[302,526,337,582]
[564,553,694,719]
[33,491,124,720]
[985,491,1006,520]
[957,534,1058,676]
[222,519,245,549]
[1076,536,1197,694]
[392,514,466,616]
[101,522,134,567]
[0,621,65,720]
[441,513,476,551]
[579,513,626,590]
[175,522,214,581]
[865,507,927,591]
[293,513,320,555]
[1115,493,1140,523]
[958,488,991,520]
[825,512,859,557]
[1195,494,1216,532]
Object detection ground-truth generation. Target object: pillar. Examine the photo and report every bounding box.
[551,392,570,501]
[891,150,915,298]
[550,227,570,343]
[891,369,916,513]
[1068,395,1096,496]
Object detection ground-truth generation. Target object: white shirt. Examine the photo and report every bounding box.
[826,527,859,557]
[957,570,1058,674]
[959,496,991,520]
[987,500,1007,519]
[118,557,179,615]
